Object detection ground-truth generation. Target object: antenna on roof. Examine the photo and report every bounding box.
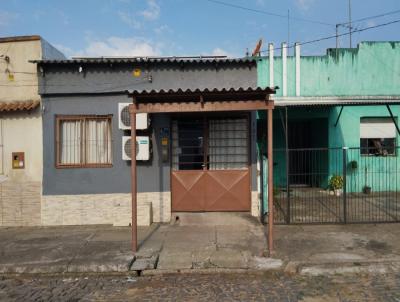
[252,39,263,56]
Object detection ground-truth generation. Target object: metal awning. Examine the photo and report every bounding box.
[274,97,400,107]
[0,100,40,112]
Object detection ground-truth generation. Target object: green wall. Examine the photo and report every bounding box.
[257,42,400,96]
[257,42,400,194]
[260,106,400,193]
[328,106,400,192]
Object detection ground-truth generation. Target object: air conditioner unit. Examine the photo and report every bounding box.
[122,136,150,161]
[118,103,149,130]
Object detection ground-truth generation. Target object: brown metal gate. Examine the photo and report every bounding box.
[171,115,251,212]
[172,170,250,211]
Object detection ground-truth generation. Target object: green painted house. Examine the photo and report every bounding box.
[256,41,400,223]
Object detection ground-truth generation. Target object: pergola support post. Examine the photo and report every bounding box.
[129,104,137,253]
[267,108,274,256]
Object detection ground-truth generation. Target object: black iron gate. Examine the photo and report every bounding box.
[272,147,400,224]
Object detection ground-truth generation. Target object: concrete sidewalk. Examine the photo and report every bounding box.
[0,225,156,274]
[131,213,282,274]
[1,216,400,276]
[0,213,282,274]
[275,223,400,275]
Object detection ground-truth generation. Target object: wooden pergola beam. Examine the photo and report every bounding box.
[132,100,274,114]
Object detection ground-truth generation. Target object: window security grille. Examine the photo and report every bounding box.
[172,116,249,171]
[360,118,396,156]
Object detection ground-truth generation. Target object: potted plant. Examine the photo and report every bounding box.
[363,185,372,194]
[350,160,358,170]
[363,166,371,194]
[329,175,344,196]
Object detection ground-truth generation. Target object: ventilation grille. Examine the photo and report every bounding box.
[120,105,130,128]
[122,136,150,161]
[123,138,139,158]
[118,103,149,130]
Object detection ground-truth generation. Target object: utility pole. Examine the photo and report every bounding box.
[349,0,352,48]
[336,24,339,49]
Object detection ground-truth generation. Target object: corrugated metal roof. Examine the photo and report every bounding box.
[0,100,40,112]
[127,86,276,95]
[30,56,257,65]
[275,98,400,107]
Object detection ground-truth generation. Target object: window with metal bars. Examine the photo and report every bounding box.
[172,116,249,170]
[360,117,396,156]
[56,115,112,168]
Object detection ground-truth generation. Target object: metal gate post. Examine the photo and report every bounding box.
[285,107,290,224]
[343,147,348,224]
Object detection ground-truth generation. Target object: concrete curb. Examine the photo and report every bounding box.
[141,267,281,276]
[0,263,132,275]
[2,259,400,277]
[284,259,400,276]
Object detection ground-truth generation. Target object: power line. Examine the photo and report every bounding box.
[259,19,400,53]
[341,8,400,26]
[204,0,334,27]
[205,0,400,32]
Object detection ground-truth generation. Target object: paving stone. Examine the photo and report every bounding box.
[1,272,400,301]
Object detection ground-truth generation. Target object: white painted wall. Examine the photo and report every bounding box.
[0,39,42,182]
[0,40,41,101]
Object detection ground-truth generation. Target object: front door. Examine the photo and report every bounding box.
[288,121,311,185]
[171,115,251,212]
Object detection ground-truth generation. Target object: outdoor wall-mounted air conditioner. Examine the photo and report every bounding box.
[122,136,150,161]
[118,103,149,130]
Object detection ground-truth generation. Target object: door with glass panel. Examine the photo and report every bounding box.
[171,115,250,212]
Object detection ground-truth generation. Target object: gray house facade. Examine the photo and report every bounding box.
[36,57,263,226]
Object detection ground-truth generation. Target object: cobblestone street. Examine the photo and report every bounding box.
[1,272,400,302]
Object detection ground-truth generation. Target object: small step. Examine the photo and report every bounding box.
[171,212,258,226]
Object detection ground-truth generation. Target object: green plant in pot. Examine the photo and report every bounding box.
[363,166,371,194]
[350,160,358,170]
[329,175,344,196]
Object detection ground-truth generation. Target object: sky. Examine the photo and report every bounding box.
[0,0,399,58]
